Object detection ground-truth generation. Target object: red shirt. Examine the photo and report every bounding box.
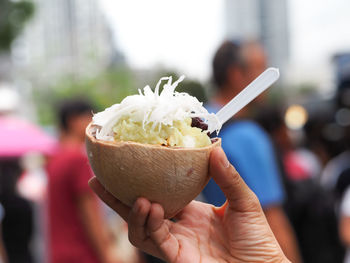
[46,145,99,263]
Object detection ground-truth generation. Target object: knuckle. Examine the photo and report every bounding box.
[248,192,261,210]
[227,169,242,190]
[250,193,260,205]
[229,166,241,185]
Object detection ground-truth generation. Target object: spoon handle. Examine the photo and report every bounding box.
[215,67,280,125]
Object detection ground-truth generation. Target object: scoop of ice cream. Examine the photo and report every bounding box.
[92,76,221,147]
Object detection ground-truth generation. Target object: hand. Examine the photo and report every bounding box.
[89,148,289,263]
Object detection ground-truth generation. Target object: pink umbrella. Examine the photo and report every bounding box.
[0,116,57,157]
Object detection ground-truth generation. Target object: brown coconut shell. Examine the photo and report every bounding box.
[85,123,221,218]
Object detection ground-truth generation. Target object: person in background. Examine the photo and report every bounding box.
[0,158,33,263]
[0,203,7,263]
[202,40,302,263]
[257,106,344,263]
[334,125,350,262]
[337,168,350,263]
[46,99,118,263]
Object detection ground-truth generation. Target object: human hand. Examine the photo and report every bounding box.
[89,148,289,263]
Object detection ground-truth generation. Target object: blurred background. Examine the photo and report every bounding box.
[2,0,350,125]
[1,0,350,262]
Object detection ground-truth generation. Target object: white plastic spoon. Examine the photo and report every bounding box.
[209,67,280,133]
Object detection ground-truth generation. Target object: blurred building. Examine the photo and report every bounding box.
[225,0,289,77]
[11,0,122,84]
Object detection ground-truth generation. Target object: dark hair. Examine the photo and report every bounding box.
[255,106,285,133]
[57,98,93,131]
[212,40,245,87]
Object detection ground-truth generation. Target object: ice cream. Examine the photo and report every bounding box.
[91,75,221,147]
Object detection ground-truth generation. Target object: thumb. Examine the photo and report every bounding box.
[209,147,261,212]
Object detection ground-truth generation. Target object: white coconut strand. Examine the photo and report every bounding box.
[92,75,221,141]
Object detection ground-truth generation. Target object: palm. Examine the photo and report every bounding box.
[141,200,281,263]
[158,201,229,263]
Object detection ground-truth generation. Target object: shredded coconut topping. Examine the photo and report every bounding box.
[92,75,221,141]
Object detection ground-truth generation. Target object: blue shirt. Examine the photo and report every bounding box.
[202,104,284,208]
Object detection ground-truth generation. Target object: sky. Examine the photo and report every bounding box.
[99,0,224,80]
[99,0,350,89]
[288,0,350,88]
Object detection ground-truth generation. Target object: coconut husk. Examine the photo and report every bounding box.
[85,123,221,218]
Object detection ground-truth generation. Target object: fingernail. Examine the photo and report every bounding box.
[219,149,230,168]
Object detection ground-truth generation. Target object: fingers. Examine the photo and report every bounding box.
[128,199,178,261]
[128,197,151,246]
[147,204,179,262]
[89,178,179,261]
[209,148,260,212]
[88,177,130,220]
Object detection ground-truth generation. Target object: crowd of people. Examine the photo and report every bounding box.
[0,39,349,263]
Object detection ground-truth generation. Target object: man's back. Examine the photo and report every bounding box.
[203,113,284,208]
[47,146,99,263]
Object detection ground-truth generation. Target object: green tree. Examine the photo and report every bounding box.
[34,67,137,125]
[0,0,34,52]
[34,67,210,125]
